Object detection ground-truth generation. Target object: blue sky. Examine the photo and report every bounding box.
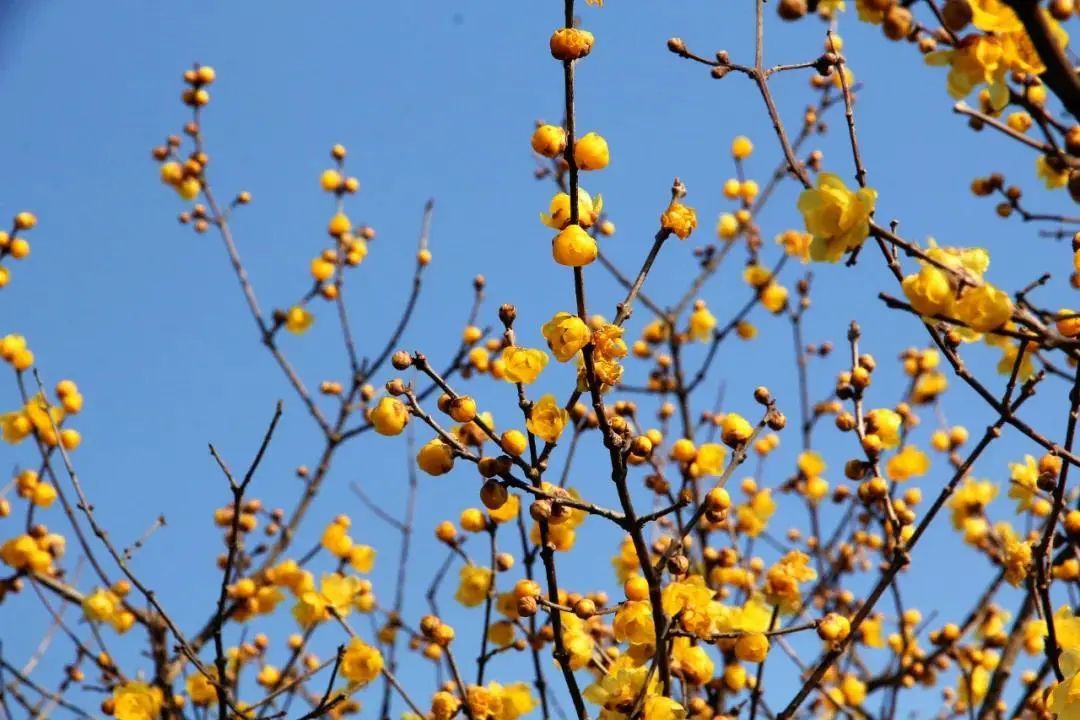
[0,1,1075,717]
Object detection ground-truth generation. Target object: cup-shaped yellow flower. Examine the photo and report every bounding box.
[550,27,595,61]
[552,225,598,267]
[541,188,603,229]
[593,323,628,360]
[370,396,409,436]
[925,35,1008,109]
[955,283,1013,332]
[797,172,877,262]
[341,636,384,686]
[501,346,549,384]
[112,681,164,720]
[573,132,610,171]
[613,599,656,645]
[542,312,591,362]
[661,202,698,240]
[82,587,118,623]
[901,265,955,318]
[865,408,902,448]
[526,394,569,443]
[456,564,493,607]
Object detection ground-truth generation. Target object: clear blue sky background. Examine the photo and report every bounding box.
[0,1,1075,718]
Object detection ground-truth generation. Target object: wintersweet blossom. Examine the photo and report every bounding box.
[797,172,877,262]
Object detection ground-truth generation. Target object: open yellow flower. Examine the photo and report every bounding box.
[526,394,569,443]
[925,35,1008,109]
[113,681,164,720]
[542,311,591,361]
[501,346,549,384]
[341,636,384,686]
[797,172,877,262]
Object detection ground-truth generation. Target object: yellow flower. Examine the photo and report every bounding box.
[797,172,877,262]
[865,408,901,448]
[526,394,569,443]
[856,0,886,22]
[1048,651,1080,719]
[550,28,595,61]
[541,188,603,229]
[531,124,567,158]
[969,0,1023,31]
[501,346,549,384]
[763,550,817,612]
[777,229,812,262]
[735,489,776,537]
[349,544,376,573]
[797,451,826,477]
[417,438,455,476]
[593,323,628,361]
[694,443,727,476]
[902,266,955,318]
[542,312,591,362]
[885,445,930,481]
[456,565,493,607]
[82,588,119,623]
[584,656,654,711]
[574,132,609,170]
[838,674,867,706]
[955,283,1012,332]
[370,396,409,436]
[613,599,656,645]
[562,614,596,669]
[999,523,1032,587]
[489,681,537,720]
[999,15,1068,76]
[341,636,384,686]
[319,572,361,617]
[552,225,598,267]
[925,35,1008,109]
[611,536,639,583]
[1,410,32,444]
[1008,454,1039,513]
[113,681,164,720]
[671,636,714,684]
[1036,154,1069,189]
[661,202,698,239]
[186,669,218,705]
[644,696,687,720]
[689,303,716,342]
[760,283,789,314]
[948,477,997,529]
[284,306,314,334]
[488,493,520,524]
